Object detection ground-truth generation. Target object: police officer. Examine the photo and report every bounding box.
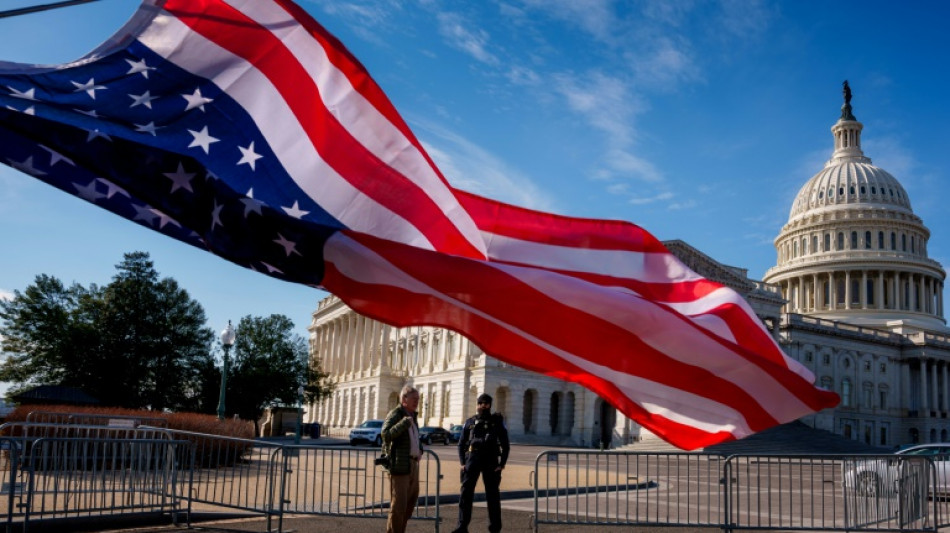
[452,393,510,533]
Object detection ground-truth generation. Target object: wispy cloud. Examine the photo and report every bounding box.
[436,12,499,65]
[629,191,673,206]
[411,117,558,212]
[0,288,12,301]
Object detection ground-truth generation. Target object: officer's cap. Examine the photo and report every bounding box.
[476,393,493,405]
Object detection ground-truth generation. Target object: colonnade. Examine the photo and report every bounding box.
[780,269,944,317]
[916,358,950,417]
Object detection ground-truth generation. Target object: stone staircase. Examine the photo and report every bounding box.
[619,421,888,456]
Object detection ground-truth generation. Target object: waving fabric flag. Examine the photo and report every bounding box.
[0,0,838,449]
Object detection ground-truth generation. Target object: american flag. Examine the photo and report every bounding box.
[0,0,838,449]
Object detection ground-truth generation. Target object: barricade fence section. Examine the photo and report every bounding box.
[275,446,442,532]
[725,454,950,532]
[21,437,191,530]
[151,427,282,519]
[532,450,726,531]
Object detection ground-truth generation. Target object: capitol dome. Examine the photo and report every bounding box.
[763,83,946,332]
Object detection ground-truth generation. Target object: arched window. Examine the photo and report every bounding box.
[891,232,896,250]
[864,231,871,249]
[793,240,798,257]
[851,231,858,249]
[824,233,831,252]
[902,234,907,251]
[837,232,844,250]
[812,236,818,255]
[911,236,916,254]
[801,237,807,255]
[878,231,884,249]
[842,378,852,407]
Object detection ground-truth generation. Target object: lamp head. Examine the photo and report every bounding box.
[221,320,236,347]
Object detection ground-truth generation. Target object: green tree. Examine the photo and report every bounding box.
[226,314,332,431]
[0,275,90,395]
[0,252,215,410]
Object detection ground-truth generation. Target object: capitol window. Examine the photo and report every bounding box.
[849,185,855,194]
[837,232,844,250]
[824,233,831,251]
[861,185,866,194]
[878,231,884,249]
[864,231,871,249]
[891,232,896,250]
[842,379,852,407]
[851,231,858,249]
[864,360,871,371]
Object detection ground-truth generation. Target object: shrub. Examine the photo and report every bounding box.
[1,405,255,468]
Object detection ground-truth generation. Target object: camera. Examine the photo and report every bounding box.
[374,454,390,468]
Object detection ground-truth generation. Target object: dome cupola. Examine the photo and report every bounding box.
[764,82,946,332]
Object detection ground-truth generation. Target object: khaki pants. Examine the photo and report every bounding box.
[387,459,420,533]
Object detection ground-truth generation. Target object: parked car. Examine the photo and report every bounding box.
[349,419,384,446]
[419,426,452,445]
[449,424,464,443]
[843,443,950,496]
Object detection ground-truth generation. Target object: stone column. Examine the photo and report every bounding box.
[932,364,939,417]
[829,272,837,310]
[877,272,885,309]
[813,273,820,310]
[921,360,929,417]
[845,271,852,309]
[860,271,868,308]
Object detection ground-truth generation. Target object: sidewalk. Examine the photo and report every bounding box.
[96,508,696,533]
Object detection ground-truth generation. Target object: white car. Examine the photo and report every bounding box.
[349,419,384,446]
[843,443,950,497]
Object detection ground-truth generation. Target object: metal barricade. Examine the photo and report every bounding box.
[20,436,191,533]
[724,454,947,532]
[532,450,724,531]
[274,445,441,531]
[150,428,282,520]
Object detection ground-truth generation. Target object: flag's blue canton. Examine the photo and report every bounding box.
[0,40,344,287]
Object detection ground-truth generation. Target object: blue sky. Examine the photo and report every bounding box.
[1,0,949,363]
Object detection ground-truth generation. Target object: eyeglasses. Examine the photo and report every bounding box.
[477,402,491,406]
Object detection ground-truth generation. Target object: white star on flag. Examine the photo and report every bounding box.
[40,145,75,167]
[8,86,36,100]
[8,156,46,176]
[187,126,219,154]
[163,162,195,193]
[73,180,106,202]
[273,233,302,257]
[237,141,263,170]
[241,188,264,217]
[181,88,213,112]
[71,78,106,99]
[282,201,309,219]
[135,122,160,136]
[129,91,158,109]
[125,58,155,78]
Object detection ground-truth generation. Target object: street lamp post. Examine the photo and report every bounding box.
[216,321,236,420]
[295,384,304,444]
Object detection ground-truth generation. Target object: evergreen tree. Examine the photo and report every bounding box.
[0,252,215,410]
[226,314,333,430]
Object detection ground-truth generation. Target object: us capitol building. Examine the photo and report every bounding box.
[303,86,950,449]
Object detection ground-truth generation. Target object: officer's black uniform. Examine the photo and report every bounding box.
[452,394,510,533]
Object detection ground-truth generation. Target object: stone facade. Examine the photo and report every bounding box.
[304,91,950,449]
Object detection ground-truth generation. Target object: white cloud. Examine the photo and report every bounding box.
[628,191,673,206]
[412,118,557,212]
[519,0,615,40]
[0,289,12,301]
[436,12,499,65]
